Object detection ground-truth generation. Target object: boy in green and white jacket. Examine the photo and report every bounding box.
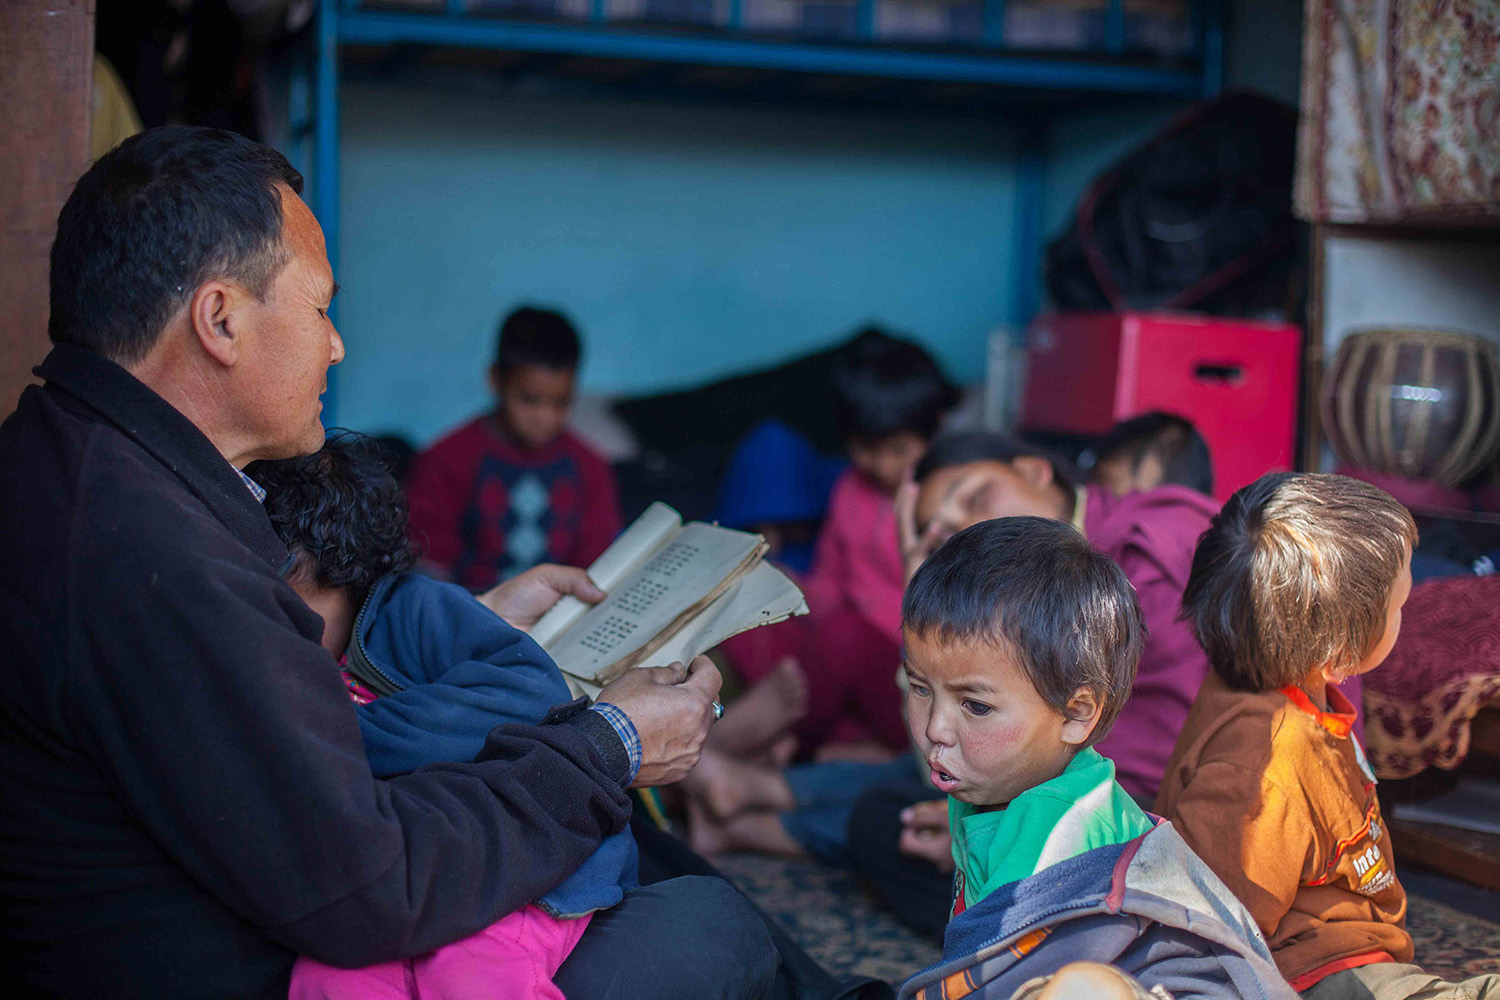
[895,516,1294,1000]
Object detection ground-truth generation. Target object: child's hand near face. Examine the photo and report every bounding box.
[896,480,944,583]
[848,431,927,497]
[899,799,955,873]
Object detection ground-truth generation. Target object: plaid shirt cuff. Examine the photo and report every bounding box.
[589,702,641,783]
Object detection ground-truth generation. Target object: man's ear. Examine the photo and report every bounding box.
[487,364,506,398]
[1060,686,1103,747]
[1012,454,1055,491]
[188,280,246,368]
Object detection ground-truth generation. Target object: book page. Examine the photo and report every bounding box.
[530,502,682,650]
[598,540,766,683]
[562,562,807,700]
[645,561,808,669]
[545,522,764,683]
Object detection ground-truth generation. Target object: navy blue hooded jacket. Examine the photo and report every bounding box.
[347,571,638,916]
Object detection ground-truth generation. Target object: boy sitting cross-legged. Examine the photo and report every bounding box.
[1157,472,1500,1000]
[895,516,1294,1000]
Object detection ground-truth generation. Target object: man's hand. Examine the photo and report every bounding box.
[478,564,606,632]
[898,798,955,873]
[596,657,722,788]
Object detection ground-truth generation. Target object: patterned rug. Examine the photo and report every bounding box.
[1407,895,1500,980]
[717,853,941,985]
[716,853,1500,987]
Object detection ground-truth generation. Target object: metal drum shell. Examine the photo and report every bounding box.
[1321,328,1500,488]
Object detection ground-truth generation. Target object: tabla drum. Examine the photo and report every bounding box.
[1321,328,1500,488]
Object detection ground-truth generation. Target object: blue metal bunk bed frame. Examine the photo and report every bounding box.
[290,0,1224,422]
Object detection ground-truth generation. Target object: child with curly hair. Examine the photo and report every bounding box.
[249,431,637,1000]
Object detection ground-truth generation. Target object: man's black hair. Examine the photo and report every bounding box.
[1095,411,1214,496]
[912,430,1080,494]
[830,326,958,443]
[49,125,304,365]
[494,306,581,375]
[903,516,1145,748]
[248,431,416,602]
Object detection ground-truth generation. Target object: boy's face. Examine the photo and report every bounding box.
[903,628,1094,809]
[286,563,358,659]
[1349,553,1414,677]
[915,458,1063,551]
[1093,452,1164,498]
[848,432,927,497]
[491,364,575,451]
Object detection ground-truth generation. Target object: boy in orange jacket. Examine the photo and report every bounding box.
[1158,472,1499,1000]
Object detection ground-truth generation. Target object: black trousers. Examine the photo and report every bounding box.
[626,815,892,1000]
[554,874,779,1000]
[847,781,953,943]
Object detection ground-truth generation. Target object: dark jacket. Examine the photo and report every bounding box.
[897,822,1298,1000]
[0,344,635,999]
[349,571,638,917]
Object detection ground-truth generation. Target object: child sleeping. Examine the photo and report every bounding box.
[248,431,637,1000]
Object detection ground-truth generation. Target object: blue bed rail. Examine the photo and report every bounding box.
[295,0,1225,425]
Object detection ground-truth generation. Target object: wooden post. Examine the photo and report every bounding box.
[1,0,95,417]
[1299,222,1328,471]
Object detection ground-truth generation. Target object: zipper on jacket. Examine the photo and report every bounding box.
[342,580,405,698]
[899,899,1104,999]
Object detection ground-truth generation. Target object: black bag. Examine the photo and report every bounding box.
[1045,90,1300,314]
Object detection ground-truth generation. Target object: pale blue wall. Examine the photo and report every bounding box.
[335,81,1020,443]
[1224,0,1304,107]
[330,0,1305,445]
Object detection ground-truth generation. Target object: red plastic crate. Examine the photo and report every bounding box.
[1020,312,1302,501]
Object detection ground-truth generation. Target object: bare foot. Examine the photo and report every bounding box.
[707,657,808,758]
[741,733,801,769]
[719,812,808,858]
[766,734,797,768]
[686,799,809,859]
[685,797,729,858]
[678,747,794,820]
[814,740,900,764]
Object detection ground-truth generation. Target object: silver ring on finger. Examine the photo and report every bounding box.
[711,700,724,722]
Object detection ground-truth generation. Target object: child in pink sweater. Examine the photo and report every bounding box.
[720,328,957,756]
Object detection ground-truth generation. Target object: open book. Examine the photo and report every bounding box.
[530,502,809,698]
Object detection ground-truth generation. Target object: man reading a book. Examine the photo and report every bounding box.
[0,126,775,1000]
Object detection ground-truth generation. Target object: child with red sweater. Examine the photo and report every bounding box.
[407,306,621,589]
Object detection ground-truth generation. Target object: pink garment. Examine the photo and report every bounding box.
[722,468,910,752]
[720,597,909,753]
[1085,484,1220,803]
[288,905,589,1000]
[794,604,907,750]
[800,469,906,646]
